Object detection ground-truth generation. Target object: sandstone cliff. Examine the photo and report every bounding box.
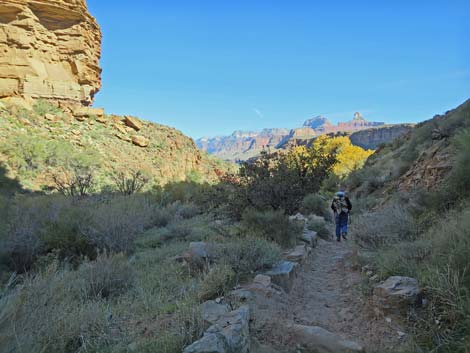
[0,0,101,106]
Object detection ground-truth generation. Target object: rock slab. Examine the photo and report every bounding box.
[374,276,422,313]
[264,261,298,292]
[287,324,365,353]
[184,306,250,353]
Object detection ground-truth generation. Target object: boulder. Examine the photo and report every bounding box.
[183,331,230,353]
[299,230,318,248]
[73,107,105,118]
[264,261,298,292]
[286,324,365,353]
[229,289,254,302]
[234,274,282,299]
[114,123,128,134]
[124,116,143,131]
[95,115,107,124]
[201,300,230,327]
[253,274,271,287]
[285,244,310,263]
[210,306,250,353]
[131,135,149,147]
[115,134,131,143]
[184,306,250,353]
[374,276,422,313]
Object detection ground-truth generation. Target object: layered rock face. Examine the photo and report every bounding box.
[349,124,413,150]
[0,0,101,105]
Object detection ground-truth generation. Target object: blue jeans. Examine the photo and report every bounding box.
[335,212,349,238]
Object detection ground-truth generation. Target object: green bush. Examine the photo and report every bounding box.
[221,146,337,217]
[216,237,281,278]
[75,252,135,299]
[33,99,62,117]
[301,193,330,219]
[0,266,119,353]
[240,208,302,247]
[351,203,418,249]
[41,206,95,262]
[81,195,163,253]
[197,263,236,301]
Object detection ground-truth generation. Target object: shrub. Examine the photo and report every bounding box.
[33,99,62,116]
[167,201,201,219]
[216,237,282,278]
[112,170,150,195]
[0,266,119,353]
[225,145,337,216]
[197,263,236,301]
[82,195,162,253]
[351,203,418,249]
[240,208,302,247]
[75,252,135,299]
[301,193,330,219]
[52,166,95,196]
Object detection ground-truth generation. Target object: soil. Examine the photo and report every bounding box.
[250,239,408,352]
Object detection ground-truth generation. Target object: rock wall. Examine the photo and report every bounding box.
[349,124,414,150]
[0,0,101,105]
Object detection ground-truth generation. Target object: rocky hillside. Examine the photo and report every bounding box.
[0,100,228,191]
[0,0,101,106]
[197,113,412,161]
[348,99,470,200]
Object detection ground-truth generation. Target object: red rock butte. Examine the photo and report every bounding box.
[0,0,102,106]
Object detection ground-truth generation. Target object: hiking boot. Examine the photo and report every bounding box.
[336,236,341,242]
[342,233,347,240]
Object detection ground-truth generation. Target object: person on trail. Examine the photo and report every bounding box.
[331,189,352,242]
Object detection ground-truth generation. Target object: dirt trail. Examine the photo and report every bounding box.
[252,239,406,352]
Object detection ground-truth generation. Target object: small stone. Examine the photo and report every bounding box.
[385,317,392,323]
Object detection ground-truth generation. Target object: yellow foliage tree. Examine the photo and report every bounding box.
[312,135,374,178]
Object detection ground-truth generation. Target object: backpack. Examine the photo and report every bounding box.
[333,195,349,214]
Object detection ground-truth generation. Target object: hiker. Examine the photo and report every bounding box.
[331,189,352,241]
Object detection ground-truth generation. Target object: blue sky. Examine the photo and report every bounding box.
[87,0,470,138]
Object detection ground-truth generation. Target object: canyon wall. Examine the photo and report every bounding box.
[0,0,101,106]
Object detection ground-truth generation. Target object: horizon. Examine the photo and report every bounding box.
[87,0,470,139]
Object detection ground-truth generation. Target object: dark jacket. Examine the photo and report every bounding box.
[331,196,352,213]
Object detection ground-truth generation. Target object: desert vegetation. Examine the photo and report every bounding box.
[349,101,470,353]
[0,101,358,352]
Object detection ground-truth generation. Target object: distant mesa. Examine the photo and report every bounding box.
[302,116,333,129]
